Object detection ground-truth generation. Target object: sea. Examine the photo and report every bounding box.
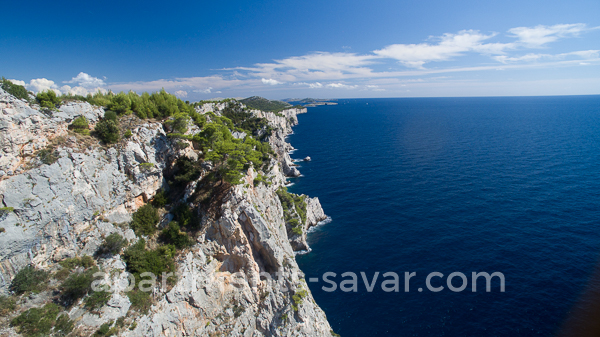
[286,96,600,336]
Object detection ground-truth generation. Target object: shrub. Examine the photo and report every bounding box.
[93,321,118,336]
[291,287,307,312]
[172,203,198,228]
[54,314,74,336]
[59,256,95,270]
[69,116,89,135]
[107,92,132,115]
[165,113,190,134]
[139,162,154,172]
[253,174,271,186]
[96,233,128,256]
[124,129,132,138]
[127,290,152,314]
[9,265,49,294]
[85,290,111,311]
[160,222,193,249]
[151,189,169,208]
[95,119,120,144]
[0,295,17,316]
[130,204,159,236]
[0,227,4,233]
[1,77,31,102]
[104,110,118,122]
[36,90,61,109]
[0,206,14,215]
[173,156,201,184]
[123,239,175,284]
[11,303,61,337]
[60,267,99,306]
[38,148,59,165]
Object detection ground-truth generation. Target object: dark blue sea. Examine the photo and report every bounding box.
[288,96,600,337]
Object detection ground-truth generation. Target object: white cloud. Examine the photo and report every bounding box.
[65,72,106,88]
[326,83,358,89]
[175,90,188,98]
[373,30,509,68]
[59,85,107,96]
[297,82,323,88]
[261,78,283,85]
[27,78,60,94]
[494,50,599,63]
[508,23,589,48]
[8,79,26,86]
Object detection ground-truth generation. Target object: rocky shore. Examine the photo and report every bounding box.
[0,88,333,336]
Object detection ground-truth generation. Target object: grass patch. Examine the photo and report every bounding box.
[0,295,17,316]
[127,290,152,314]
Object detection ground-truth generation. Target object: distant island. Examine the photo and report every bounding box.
[282,98,338,107]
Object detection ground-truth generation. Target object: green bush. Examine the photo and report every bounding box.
[96,233,128,256]
[95,119,120,144]
[165,113,190,134]
[107,92,132,115]
[38,148,59,165]
[130,204,160,236]
[1,77,31,102]
[291,287,307,312]
[60,267,99,306]
[123,239,175,284]
[173,156,201,184]
[124,129,133,138]
[93,321,118,336]
[85,290,111,311]
[0,295,17,316]
[104,110,118,122]
[9,265,49,294]
[0,207,14,216]
[11,303,61,337]
[151,189,169,208]
[0,227,4,233]
[160,221,193,249]
[69,116,89,135]
[36,90,61,109]
[172,203,198,228]
[54,314,74,336]
[127,290,152,314]
[59,256,95,270]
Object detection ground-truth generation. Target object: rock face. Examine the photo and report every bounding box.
[0,91,333,336]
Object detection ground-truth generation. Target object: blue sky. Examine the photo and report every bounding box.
[2,0,599,99]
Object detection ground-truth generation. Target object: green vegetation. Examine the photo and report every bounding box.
[94,119,120,144]
[96,232,128,256]
[240,96,292,113]
[276,187,307,236]
[11,303,61,337]
[59,256,95,269]
[151,189,170,208]
[93,321,118,336]
[330,330,341,337]
[9,265,49,294]
[54,314,75,336]
[124,129,132,138]
[104,110,118,122]
[127,290,152,314]
[172,156,202,185]
[195,118,272,184]
[85,290,111,311]
[0,206,15,216]
[122,239,175,285]
[165,112,191,134]
[60,267,99,306]
[36,90,61,110]
[69,116,90,135]
[1,77,31,102]
[139,162,155,171]
[0,295,17,316]
[160,221,193,249]
[38,148,59,165]
[253,174,271,186]
[130,204,160,236]
[0,227,5,233]
[220,102,273,139]
[172,203,198,229]
[291,287,307,312]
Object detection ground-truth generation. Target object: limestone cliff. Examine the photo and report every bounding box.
[0,89,334,336]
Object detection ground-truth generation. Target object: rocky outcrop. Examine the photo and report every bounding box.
[0,92,333,336]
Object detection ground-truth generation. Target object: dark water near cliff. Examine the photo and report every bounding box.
[288,96,600,337]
